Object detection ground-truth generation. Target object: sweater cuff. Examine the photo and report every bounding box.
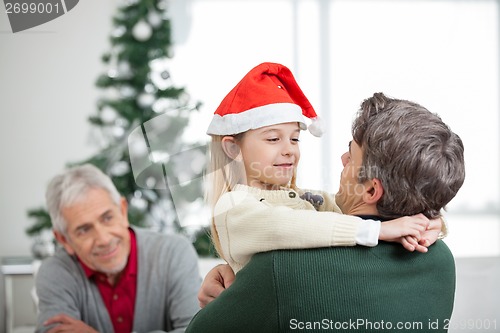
[356,219,380,247]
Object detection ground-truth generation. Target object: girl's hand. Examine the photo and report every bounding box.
[389,216,444,253]
[400,235,429,253]
[379,214,430,252]
[419,216,444,246]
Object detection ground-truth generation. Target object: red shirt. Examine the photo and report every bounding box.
[79,229,137,333]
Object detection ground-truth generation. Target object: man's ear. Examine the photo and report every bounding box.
[53,230,75,256]
[363,178,384,204]
[120,197,130,227]
[221,136,241,160]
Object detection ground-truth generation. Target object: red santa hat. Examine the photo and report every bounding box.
[206,62,324,137]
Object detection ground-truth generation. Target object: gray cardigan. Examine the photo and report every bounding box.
[35,227,202,333]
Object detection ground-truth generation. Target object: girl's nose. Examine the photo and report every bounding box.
[282,141,297,156]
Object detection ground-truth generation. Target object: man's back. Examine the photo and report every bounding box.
[187,240,455,333]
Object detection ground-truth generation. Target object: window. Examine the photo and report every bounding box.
[170,0,500,257]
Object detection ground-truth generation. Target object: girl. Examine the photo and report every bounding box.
[206,62,439,273]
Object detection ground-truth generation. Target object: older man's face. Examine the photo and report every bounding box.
[55,188,131,278]
[335,140,367,215]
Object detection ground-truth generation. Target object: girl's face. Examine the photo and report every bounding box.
[238,122,301,189]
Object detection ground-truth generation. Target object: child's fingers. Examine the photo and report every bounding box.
[401,237,415,252]
[406,236,428,253]
[419,238,431,247]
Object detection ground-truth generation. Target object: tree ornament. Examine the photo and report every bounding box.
[137,92,156,108]
[157,0,168,10]
[115,117,129,129]
[129,138,149,156]
[150,58,171,90]
[100,106,118,124]
[148,9,163,28]
[145,177,157,188]
[120,85,136,98]
[144,83,156,94]
[117,61,132,78]
[111,25,126,38]
[130,196,148,212]
[131,190,148,211]
[161,70,170,80]
[30,230,55,259]
[112,125,125,138]
[152,97,175,113]
[107,68,118,78]
[132,20,153,41]
[109,161,130,176]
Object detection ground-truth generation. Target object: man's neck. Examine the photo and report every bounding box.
[346,205,378,217]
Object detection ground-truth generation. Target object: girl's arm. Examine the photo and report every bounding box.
[215,190,427,272]
[298,188,432,252]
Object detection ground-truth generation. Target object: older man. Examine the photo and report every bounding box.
[35,164,201,333]
[186,92,465,333]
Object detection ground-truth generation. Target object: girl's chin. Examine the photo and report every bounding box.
[262,181,292,189]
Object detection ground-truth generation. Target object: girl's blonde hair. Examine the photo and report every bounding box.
[206,134,245,257]
[206,133,298,258]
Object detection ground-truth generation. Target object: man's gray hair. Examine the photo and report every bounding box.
[45,164,121,234]
[352,92,465,219]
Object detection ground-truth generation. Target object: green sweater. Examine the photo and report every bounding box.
[186,240,455,333]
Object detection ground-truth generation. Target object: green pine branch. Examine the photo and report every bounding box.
[25,208,52,236]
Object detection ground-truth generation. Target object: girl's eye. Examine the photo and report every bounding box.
[291,138,300,143]
[267,138,279,142]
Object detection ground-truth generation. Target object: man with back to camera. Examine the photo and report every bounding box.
[35,164,201,333]
[186,92,465,333]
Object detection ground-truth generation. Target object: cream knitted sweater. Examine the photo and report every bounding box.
[214,185,380,273]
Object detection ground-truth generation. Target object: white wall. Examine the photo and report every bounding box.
[0,0,117,257]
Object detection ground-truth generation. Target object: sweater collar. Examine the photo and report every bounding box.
[356,214,389,222]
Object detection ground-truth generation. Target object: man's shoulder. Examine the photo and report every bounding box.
[36,248,84,284]
[426,239,454,258]
[375,239,454,265]
[39,247,76,270]
[248,240,454,273]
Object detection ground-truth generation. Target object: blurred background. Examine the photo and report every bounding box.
[0,0,499,332]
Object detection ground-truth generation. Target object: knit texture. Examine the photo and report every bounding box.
[214,185,378,273]
[186,240,455,333]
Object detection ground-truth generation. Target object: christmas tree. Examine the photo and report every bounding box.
[26,0,214,257]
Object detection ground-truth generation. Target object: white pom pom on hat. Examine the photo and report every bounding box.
[308,116,324,137]
[206,62,324,137]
